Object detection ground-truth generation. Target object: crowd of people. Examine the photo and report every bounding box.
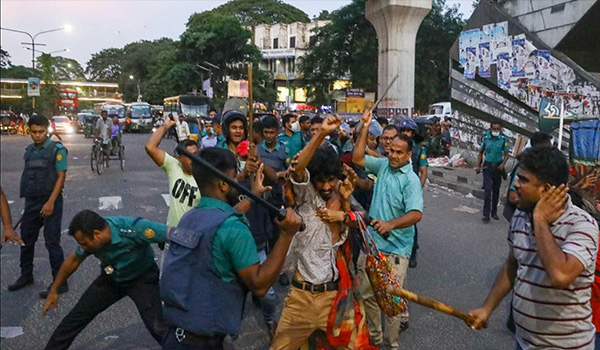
[0,108,599,350]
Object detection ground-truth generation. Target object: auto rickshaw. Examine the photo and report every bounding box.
[83,114,98,138]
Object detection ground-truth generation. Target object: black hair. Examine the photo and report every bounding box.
[530,132,552,147]
[209,108,217,114]
[252,120,264,134]
[307,147,343,183]
[383,125,399,134]
[223,112,248,141]
[491,121,502,128]
[28,114,49,128]
[262,115,280,130]
[282,113,296,125]
[311,116,324,125]
[299,115,310,124]
[176,139,198,156]
[517,146,568,187]
[192,148,238,192]
[377,117,389,127]
[393,133,413,152]
[68,210,108,239]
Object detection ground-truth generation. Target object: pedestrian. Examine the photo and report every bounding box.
[7,115,68,298]
[271,115,361,350]
[468,146,599,350]
[476,121,509,222]
[353,110,423,349]
[1,186,24,247]
[200,121,218,149]
[145,116,200,228]
[95,110,113,167]
[399,118,428,268]
[159,147,301,350]
[176,114,190,142]
[277,113,304,163]
[41,210,170,349]
[110,116,122,156]
[259,116,288,209]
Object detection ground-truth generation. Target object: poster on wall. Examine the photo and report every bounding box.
[511,38,526,78]
[459,31,468,67]
[465,47,477,79]
[478,42,491,78]
[488,21,508,63]
[534,50,551,82]
[497,52,511,90]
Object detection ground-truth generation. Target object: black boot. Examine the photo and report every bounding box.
[8,275,34,291]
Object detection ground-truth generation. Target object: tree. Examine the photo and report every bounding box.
[85,48,124,81]
[1,49,11,69]
[300,0,464,111]
[207,0,310,26]
[40,56,86,81]
[37,53,60,117]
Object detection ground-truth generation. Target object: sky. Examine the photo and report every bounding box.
[1,0,475,70]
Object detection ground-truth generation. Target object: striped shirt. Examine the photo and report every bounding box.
[509,197,599,350]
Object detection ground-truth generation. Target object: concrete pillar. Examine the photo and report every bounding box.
[366,0,431,119]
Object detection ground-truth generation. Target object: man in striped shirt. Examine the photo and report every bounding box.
[468,146,599,350]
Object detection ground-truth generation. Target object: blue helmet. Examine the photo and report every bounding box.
[399,118,417,131]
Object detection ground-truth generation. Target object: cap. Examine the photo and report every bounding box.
[339,122,351,136]
[399,118,417,131]
[237,140,249,157]
[368,120,383,137]
[211,113,222,124]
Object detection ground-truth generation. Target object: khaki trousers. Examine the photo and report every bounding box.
[271,286,355,350]
[357,253,409,350]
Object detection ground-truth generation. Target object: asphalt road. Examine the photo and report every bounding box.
[1,132,515,350]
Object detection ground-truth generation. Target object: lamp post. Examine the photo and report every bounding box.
[129,75,141,102]
[1,25,71,110]
[23,47,70,56]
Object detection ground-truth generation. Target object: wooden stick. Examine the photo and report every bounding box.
[387,285,475,324]
[370,75,398,113]
[248,64,254,135]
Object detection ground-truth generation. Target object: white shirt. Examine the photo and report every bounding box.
[176,120,190,140]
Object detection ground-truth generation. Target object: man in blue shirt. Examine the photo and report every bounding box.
[353,111,423,350]
[476,122,509,222]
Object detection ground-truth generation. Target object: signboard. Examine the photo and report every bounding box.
[227,80,248,98]
[261,49,296,59]
[346,88,365,98]
[28,77,40,97]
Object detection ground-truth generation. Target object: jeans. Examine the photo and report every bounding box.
[20,195,65,279]
[45,264,167,350]
[257,249,277,323]
[516,343,523,350]
[595,333,599,350]
[483,163,502,218]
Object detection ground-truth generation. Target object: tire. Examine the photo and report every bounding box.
[96,146,104,175]
[119,146,125,170]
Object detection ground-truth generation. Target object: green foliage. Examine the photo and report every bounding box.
[300,0,464,111]
[85,48,124,81]
[40,55,86,81]
[37,54,60,116]
[1,48,11,69]
[206,0,310,26]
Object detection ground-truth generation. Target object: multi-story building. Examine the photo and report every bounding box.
[252,20,330,109]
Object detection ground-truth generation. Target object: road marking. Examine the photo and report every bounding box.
[99,196,123,211]
[1,326,24,339]
[7,200,14,204]
[161,194,170,207]
[453,205,479,214]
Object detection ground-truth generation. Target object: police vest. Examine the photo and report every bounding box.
[19,142,62,198]
[160,208,246,337]
[411,144,423,175]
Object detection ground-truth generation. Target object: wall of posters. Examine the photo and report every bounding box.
[511,38,526,78]
[478,42,491,78]
[497,52,511,90]
[465,47,477,79]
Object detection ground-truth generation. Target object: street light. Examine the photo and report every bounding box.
[129,75,141,102]
[23,47,70,56]
[1,25,72,70]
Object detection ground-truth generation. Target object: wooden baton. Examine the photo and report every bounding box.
[387,285,475,324]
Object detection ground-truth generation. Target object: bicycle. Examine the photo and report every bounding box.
[91,138,125,175]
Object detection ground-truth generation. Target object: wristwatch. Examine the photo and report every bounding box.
[238,194,255,204]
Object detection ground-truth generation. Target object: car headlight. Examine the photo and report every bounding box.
[66,126,74,133]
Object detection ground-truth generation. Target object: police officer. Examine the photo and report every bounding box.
[160,147,301,350]
[476,121,509,222]
[8,115,68,297]
[42,210,170,350]
[399,118,428,268]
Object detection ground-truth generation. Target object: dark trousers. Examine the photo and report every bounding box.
[482,163,502,218]
[410,225,419,259]
[162,328,225,350]
[45,264,167,350]
[20,195,65,279]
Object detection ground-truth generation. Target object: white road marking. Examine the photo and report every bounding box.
[1,326,24,339]
[72,157,78,160]
[161,194,170,207]
[453,205,479,214]
[99,196,123,211]
[7,200,14,204]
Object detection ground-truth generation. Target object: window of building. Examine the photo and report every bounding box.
[550,3,565,13]
[290,36,296,48]
[309,35,316,47]
[273,38,279,49]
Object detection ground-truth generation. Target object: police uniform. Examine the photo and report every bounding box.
[410,141,428,264]
[480,132,509,219]
[277,131,304,166]
[45,217,169,349]
[19,138,67,282]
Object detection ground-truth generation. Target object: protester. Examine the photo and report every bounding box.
[159,147,301,350]
[377,117,389,130]
[42,210,170,349]
[399,118,428,268]
[175,114,190,142]
[217,110,248,156]
[353,111,423,348]
[298,115,311,144]
[1,186,24,247]
[476,121,509,222]
[200,121,218,149]
[379,125,399,157]
[259,116,288,209]
[7,115,68,298]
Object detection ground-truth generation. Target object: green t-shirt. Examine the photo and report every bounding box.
[75,216,168,282]
[196,196,260,282]
[160,153,201,226]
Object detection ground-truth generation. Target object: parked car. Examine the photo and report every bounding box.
[420,102,451,121]
[50,116,74,134]
[0,110,18,134]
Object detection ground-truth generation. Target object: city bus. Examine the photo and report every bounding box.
[163,93,212,119]
[124,102,153,132]
[57,89,79,116]
[94,101,126,124]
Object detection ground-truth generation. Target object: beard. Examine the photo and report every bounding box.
[225,187,240,206]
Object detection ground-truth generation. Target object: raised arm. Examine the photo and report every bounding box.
[291,115,341,182]
[352,111,373,168]
[145,117,176,167]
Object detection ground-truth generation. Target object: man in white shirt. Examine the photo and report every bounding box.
[175,114,190,142]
